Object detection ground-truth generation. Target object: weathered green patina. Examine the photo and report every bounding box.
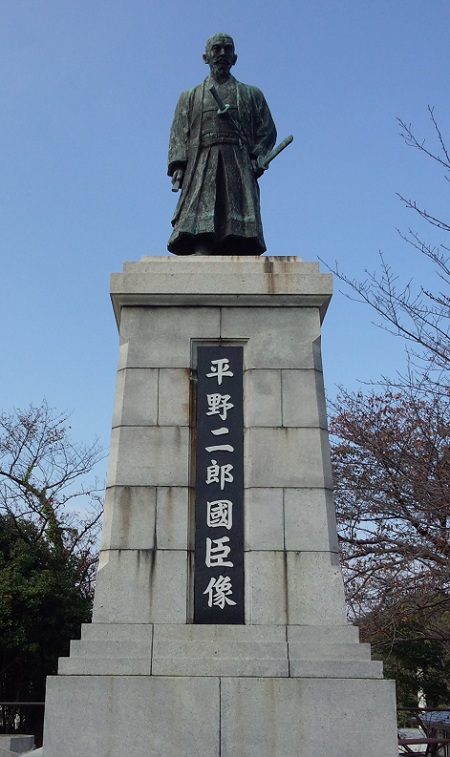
[167,34,277,256]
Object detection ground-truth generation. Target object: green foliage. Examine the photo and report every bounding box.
[0,514,92,736]
[0,402,103,743]
[365,617,450,709]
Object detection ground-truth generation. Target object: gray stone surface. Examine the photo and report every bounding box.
[44,672,397,756]
[221,307,321,369]
[57,621,385,680]
[288,659,384,678]
[111,257,332,319]
[244,370,282,426]
[100,486,156,551]
[152,624,288,678]
[220,677,398,757]
[44,676,220,757]
[245,428,333,488]
[156,486,190,550]
[244,487,284,551]
[69,638,152,658]
[0,736,35,754]
[58,656,151,676]
[281,368,328,428]
[157,368,190,425]
[42,257,397,757]
[286,551,348,625]
[117,306,221,368]
[112,367,158,427]
[106,425,189,487]
[93,549,187,624]
[245,551,287,624]
[80,621,152,641]
[284,487,339,553]
[287,623,360,645]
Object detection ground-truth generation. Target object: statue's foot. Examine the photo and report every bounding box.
[191,234,215,255]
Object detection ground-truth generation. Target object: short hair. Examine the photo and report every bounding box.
[205,33,235,54]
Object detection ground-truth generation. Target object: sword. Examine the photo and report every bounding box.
[209,85,231,115]
[209,86,293,172]
[209,85,248,145]
[256,134,294,171]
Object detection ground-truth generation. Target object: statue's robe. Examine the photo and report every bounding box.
[167,75,276,255]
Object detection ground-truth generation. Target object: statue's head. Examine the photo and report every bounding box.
[203,33,237,81]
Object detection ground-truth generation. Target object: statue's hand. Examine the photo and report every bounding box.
[251,159,264,180]
[172,167,185,190]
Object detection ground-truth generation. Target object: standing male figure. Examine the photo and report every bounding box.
[167,34,277,256]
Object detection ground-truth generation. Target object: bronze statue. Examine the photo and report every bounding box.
[168,33,290,256]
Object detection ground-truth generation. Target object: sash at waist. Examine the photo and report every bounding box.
[200,132,241,147]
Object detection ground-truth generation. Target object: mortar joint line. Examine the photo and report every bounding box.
[219,676,222,757]
[156,368,160,426]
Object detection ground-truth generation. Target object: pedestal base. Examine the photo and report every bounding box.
[44,669,397,757]
[42,258,398,756]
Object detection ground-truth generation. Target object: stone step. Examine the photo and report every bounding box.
[69,639,152,658]
[289,659,384,679]
[61,622,374,679]
[79,622,362,644]
[288,641,371,661]
[287,624,360,644]
[59,655,383,680]
[58,657,151,676]
[80,622,153,641]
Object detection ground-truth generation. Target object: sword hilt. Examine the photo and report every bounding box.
[257,134,294,171]
[209,85,230,116]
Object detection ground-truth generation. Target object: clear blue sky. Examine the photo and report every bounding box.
[1,0,449,478]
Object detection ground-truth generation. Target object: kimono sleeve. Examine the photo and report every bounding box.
[249,87,277,160]
[167,89,192,176]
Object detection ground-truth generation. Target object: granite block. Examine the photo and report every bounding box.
[281,368,328,428]
[244,370,282,426]
[68,638,152,658]
[118,306,221,368]
[245,550,287,624]
[221,307,322,369]
[80,622,153,641]
[92,549,187,624]
[244,487,284,551]
[110,676,220,757]
[220,677,398,757]
[286,551,348,625]
[106,426,189,487]
[158,368,190,426]
[58,657,151,676]
[112,368,158,427]
[286,624,360,645]
[44,675,220,757]
[43,676,113,756]
[284,487,339,553]
[100,486,156,551]
[152,633,289,677]
[245,428,333,488]
[156,486,190,550]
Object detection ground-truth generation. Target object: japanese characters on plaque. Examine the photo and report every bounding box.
[194,346,244,624]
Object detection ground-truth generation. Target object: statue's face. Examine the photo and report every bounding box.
[203,35,237,79]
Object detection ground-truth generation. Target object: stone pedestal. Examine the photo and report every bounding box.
[43,257,398,757]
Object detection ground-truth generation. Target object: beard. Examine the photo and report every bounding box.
[209,59,232,83]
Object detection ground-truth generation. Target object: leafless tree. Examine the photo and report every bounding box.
[0,400,104,594]
[330,387,450,642]
[329,106,450,396]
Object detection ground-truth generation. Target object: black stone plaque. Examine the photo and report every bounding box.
[194,346,244,624]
